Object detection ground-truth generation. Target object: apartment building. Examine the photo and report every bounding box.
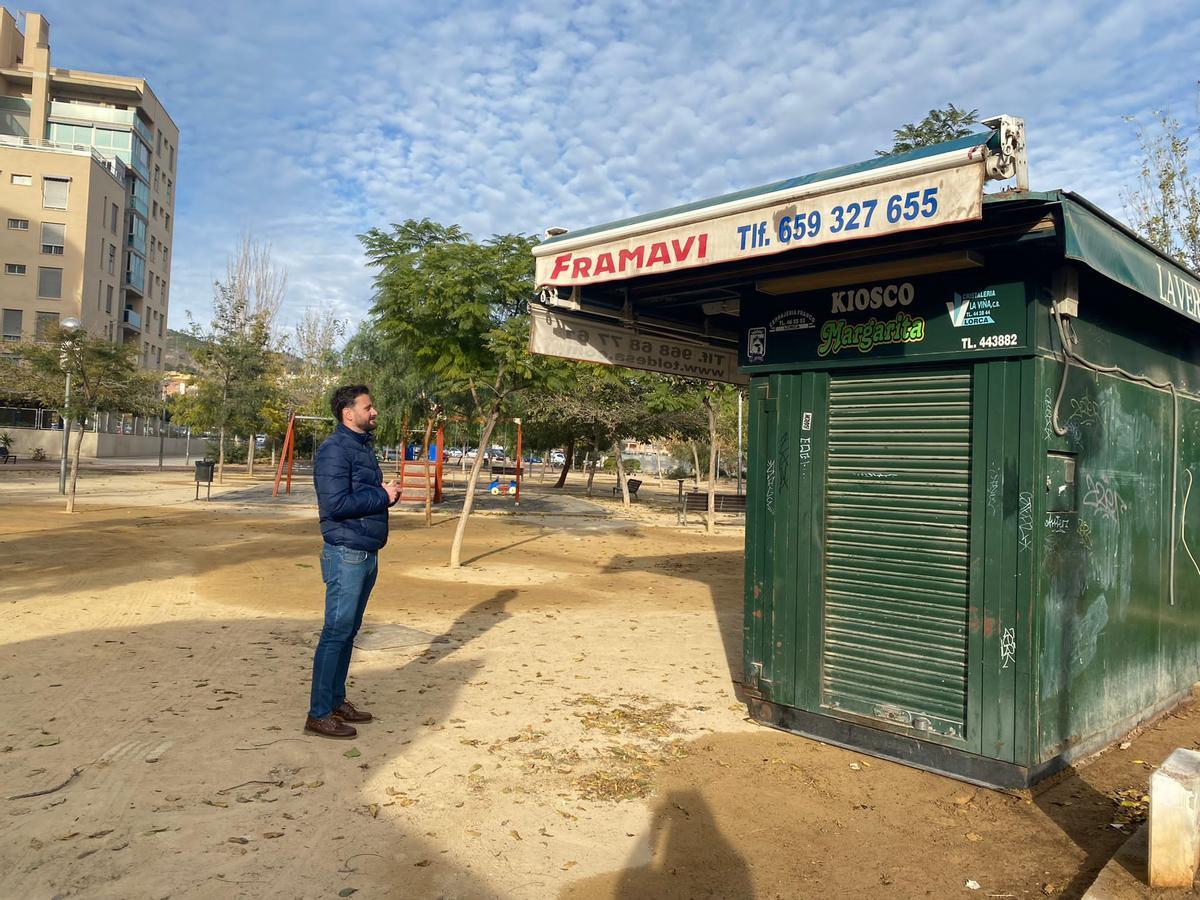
[0,8,177,369]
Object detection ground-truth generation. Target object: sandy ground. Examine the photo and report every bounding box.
[1,466,1196,899]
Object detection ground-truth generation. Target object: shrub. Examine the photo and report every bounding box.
[623,458,641,473]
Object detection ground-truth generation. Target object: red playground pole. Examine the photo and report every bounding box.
[434,425,444,503]
[272,414,295,497]
[514,419,523,506]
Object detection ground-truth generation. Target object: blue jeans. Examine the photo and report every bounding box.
[308,543,378,719]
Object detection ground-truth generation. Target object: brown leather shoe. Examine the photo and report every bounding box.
[304,715,356,738]
[331,701,373,723]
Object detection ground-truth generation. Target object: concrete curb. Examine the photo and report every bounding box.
[1083,824,1198,898]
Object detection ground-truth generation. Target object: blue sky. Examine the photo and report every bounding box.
[32,0,1200,335]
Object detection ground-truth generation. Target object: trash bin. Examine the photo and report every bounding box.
[194,460,215,501]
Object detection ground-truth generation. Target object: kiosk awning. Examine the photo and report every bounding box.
[534,117,1028,291]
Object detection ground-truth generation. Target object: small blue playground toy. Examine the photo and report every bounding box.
[488,478,517,496]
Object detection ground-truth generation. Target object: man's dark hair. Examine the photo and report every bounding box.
[331,384,371,422]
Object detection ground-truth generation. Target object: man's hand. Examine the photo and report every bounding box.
[383,481,402,505]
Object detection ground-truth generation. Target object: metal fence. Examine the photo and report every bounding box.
[0,406,190,439]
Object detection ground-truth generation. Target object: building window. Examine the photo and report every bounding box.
[35,311,59,339]
[37,267,63,299]
[154,165,160,190]
[98,280,104,310]
[42,177,69,210]
[106,284,114,314]
[40,222,65,255]
[7,217,29,230]
[2,309,21,340]
[164,213,171,231]
[158,317,164,338]
[4,263,26,275]
[152,200,158,219]
[169,145,175,171]
[2,308,21,341]
[156,129,162,154]
[166,179,173,202]
[108,244,116,275]
[110,202,119,234]
[10,174,31,186]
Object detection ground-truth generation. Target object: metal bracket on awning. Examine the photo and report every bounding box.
[980,114,1028,191]
[538,284,581,311]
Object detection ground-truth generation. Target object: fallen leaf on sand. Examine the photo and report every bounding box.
[562,860,578,870]
[414,859,431,867]
[344,748,361,759]
[510,829,522,841]
[965,832,983,842]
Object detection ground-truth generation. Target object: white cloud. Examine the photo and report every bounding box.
[35,0,1200,336]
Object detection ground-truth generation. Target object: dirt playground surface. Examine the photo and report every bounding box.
[1,468,1197,899]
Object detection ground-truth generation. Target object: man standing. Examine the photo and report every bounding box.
[305,384,401,738]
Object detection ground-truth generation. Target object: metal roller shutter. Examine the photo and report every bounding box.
[822,369,972,739]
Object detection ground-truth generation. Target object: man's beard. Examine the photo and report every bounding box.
[362,417,377,431]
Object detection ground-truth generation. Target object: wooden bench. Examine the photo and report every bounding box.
[490,463,522,477]
[612,478,642,499]
[676,480,746,524]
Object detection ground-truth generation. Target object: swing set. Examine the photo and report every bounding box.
[271,412,446,503]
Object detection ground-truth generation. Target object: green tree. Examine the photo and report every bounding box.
[877,103,980,156]
[178,280,276,482]
[361,218,567,567]
[1121,107,1200,271]
[9,325,158,512]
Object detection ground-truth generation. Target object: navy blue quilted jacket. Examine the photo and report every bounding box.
[314,424,390,551]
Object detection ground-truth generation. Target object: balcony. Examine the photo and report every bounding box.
[124,254,145,295]
[49,100,135,127]
[130,147,150,180]
[127,228,146,256]
[133,115,154,149]
[0,133,126,186]
[127,192,148,219]
[121,306,141,333]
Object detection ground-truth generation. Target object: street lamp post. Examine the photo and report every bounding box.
[57,317,81,495]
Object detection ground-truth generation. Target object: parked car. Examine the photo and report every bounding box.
[465,448,479,459]
[549,450,566,466]
[523,454,543,464]
[447,447,464,459]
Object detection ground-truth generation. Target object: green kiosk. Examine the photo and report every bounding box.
[529,116,1200,787]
